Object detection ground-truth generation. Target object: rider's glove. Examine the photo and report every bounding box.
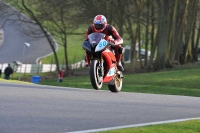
[109,39,115,47]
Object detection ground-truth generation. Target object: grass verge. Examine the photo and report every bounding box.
[97,120,200,133]
[39,67,200,97]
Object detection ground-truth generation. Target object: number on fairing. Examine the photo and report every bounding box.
[95,39,108,52]
[98,40,107,48]
[107,67,115,76]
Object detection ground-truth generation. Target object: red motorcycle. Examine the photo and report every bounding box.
[82,33,123,92]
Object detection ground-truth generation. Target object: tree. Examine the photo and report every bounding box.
[153,0,171,70]
[3,0,84,75]
[36,0,83,75]
[0,1,15,25]
[182,0,199,63]
[4,0,200,73]
[22,0,61,73]
[3,0,60,73]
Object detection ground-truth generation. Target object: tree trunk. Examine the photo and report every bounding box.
[154,0,170,70]
[144,0,150,67]
[21,0,60,73]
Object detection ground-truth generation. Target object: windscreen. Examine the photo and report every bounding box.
[88,33,105,46]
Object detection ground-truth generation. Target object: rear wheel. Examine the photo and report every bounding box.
[90,60,103,90]
[108,71,123,92]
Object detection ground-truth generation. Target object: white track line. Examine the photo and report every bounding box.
[67,117,200,133]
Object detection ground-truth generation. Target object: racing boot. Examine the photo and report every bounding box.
[115,45,124,71]
[117,60,124,71]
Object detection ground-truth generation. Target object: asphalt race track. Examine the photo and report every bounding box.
[0,82,200,133]
[0,1,55,64]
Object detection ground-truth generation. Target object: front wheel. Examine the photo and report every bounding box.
[108,71,123,92]
[90,60,103,90]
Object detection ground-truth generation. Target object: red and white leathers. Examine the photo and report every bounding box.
[84,24,123,66]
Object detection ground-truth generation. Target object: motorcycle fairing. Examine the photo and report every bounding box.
[103,67,115,84]
[95,39,108,52]
[103,65,116,83]
[106,67,115,77]
[101,49,117,83]
[102,49,116,62]
[82,41,91,52]
[83,33,105,53]
[88,33,105,44]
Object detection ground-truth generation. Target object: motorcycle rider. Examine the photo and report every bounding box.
[83,14,124,71]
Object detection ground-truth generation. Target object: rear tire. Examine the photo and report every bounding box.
[90,60,103,90]
[108,72,122,92]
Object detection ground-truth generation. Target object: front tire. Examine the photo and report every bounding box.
[108,71,123,92]
[90,60,103,90]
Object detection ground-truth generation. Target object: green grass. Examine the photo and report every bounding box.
[39,67,200,97]
[41,35,85,64]
[0,78,32,84]
[97,120,200,133]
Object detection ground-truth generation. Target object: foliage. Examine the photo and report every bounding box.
[3,0,200,72]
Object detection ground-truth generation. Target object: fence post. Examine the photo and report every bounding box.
[37,61,42,75]
[24,62,28,76]
[73,56,76,69]
[37,64,40,75]
[50,59,53,72]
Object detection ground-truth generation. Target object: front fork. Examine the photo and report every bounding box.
[88,52,104,77]
[99,54,104,77]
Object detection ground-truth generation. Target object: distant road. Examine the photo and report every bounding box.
[0,26,4,46]
[0,82,200,133]
[0,1,56,64]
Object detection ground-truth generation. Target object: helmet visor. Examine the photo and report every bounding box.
[94,24,104,30]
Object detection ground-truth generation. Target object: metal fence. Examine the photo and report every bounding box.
[0,46,133,76]
[0,60,86,75]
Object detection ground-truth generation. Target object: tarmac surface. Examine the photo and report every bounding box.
[0,82,200,133]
